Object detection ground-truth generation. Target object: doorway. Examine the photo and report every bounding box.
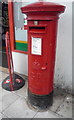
[0,2,9,68]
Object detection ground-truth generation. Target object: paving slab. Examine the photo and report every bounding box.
[0,82,19,113]
[14,81,28,99]
[2,93,19,112]
[49,87,67,112]
[2,114,12,120]
[2,72,9,80]
[2,113,8,118]
[0,68,73,119]
[0,71,8,83]
[0,81,11,97]
[1,89,12,97]
[34,110,62,118]
[0,72,2,84]
[0,101,2,113]
[0,83,15,100]
[3,97,38,118]
[0,67,8,74]
[0,113,2,120]
[0,87,2,112]
[57,94,72,118]
[0,82,19,112]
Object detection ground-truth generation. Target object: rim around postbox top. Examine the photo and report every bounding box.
[21,2,65,14]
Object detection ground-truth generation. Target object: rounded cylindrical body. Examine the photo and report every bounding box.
[21,2,65,109]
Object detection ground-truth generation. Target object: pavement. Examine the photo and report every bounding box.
[0,66,73,119]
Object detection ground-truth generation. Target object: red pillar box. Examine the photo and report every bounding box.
[21,2,65,109]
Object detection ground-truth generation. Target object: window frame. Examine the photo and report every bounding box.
[8,1,28,54]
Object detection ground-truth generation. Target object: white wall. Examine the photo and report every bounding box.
[54,2,72,93]
[12,1,72,93]
[12,52,28,75]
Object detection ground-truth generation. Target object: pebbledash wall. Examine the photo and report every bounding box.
[12,0,72,93]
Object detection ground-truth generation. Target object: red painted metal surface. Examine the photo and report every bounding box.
[5,32,14,91]
[8,1,15,51]
[8,1,28,54]
[21,2,65,21]
[24,25,28,30]
[21,2,65,13]
[14,50,28,55]
[28,21,58,95]
[21,2,65,95]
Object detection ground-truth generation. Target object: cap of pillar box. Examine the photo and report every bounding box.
[21,2,65,14]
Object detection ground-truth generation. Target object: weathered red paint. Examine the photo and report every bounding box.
[8,1,15,51]
[21,2,65,95]
[5,32,14,91]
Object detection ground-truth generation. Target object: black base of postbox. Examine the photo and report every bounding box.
[2,74,25,91]
[28,90,53,110]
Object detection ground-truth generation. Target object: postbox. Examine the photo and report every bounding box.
[21,2,65,109]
